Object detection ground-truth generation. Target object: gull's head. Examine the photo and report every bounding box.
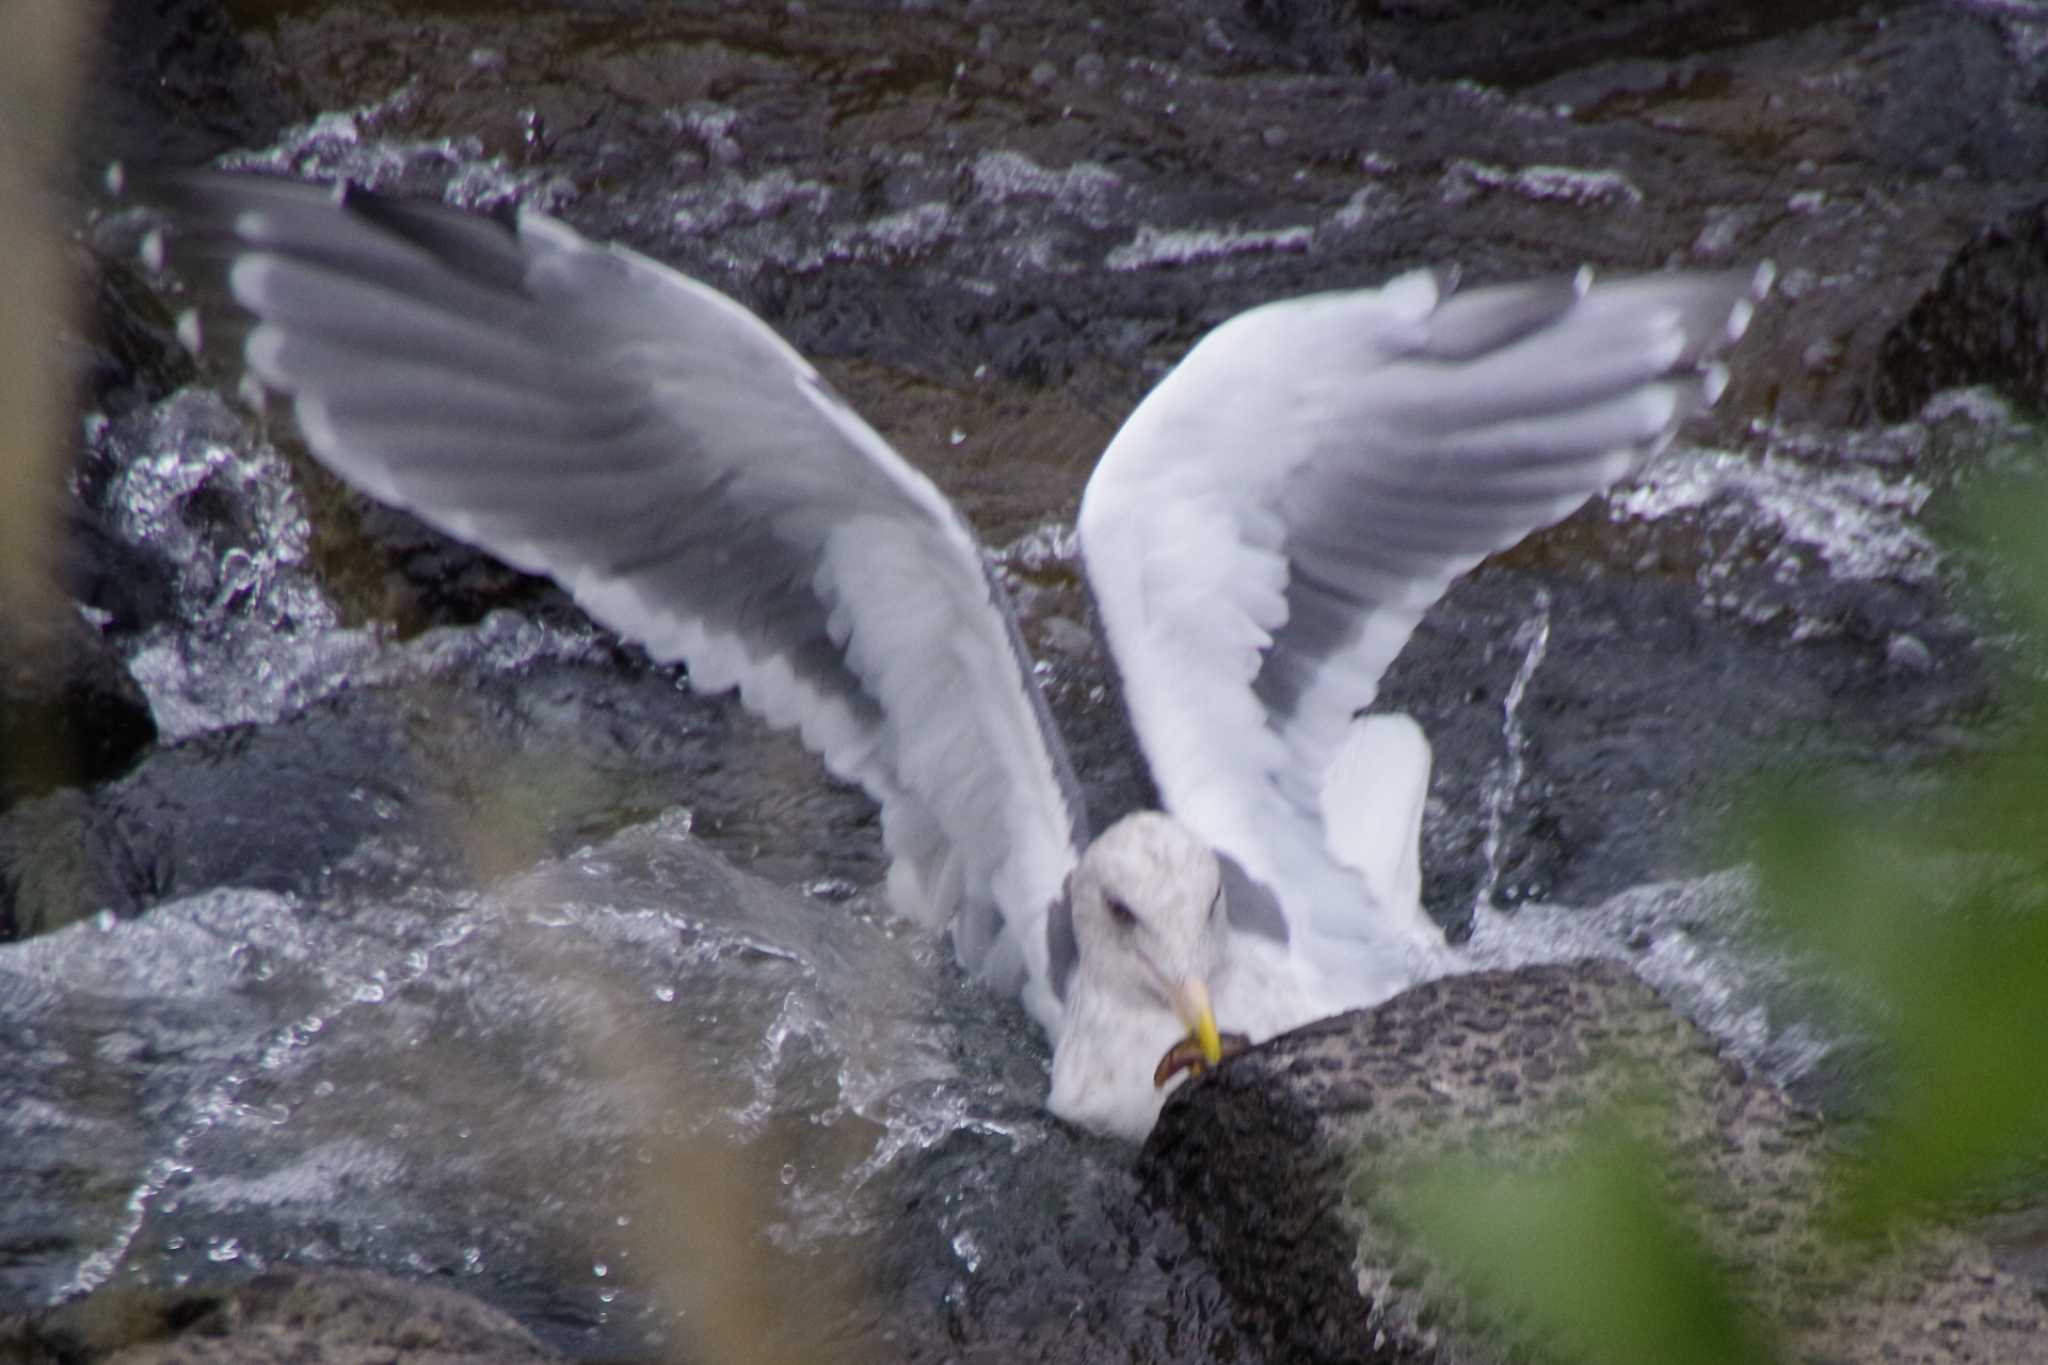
[1069,812,1228,1066]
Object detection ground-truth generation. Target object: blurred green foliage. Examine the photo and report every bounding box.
[1388,470,2048,1361]
[1395,1121,1775,1365]
[1752,476,2048,1232]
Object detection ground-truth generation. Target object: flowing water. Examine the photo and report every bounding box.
[14,14,2039,1355]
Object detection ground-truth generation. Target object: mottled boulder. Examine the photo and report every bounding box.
[1140,960,2047,1364]
[0,1268,563,1364]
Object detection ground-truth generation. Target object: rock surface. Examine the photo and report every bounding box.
[0,600,155,813]
[0,1267,563,1365]
[1140,959,2048,1364]
[44,0,2014,940]
[11,0,2048,1361]
[1874,198,2048,421]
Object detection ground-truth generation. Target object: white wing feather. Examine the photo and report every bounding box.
[166,176,1086,1031]
[1081,264,1771,955]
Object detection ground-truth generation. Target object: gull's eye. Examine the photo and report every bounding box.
[1105,895,1139,929]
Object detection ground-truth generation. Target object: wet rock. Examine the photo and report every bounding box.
[75,0,299,188]
[48,505,183,643]
[72,254,197,420]
[1382,561,1986,924]
[0,652,730,940]
[1873,200,2048,422]
[1228,0,1869,86]
[315,496,583,639]
[34,0,2048,1358]
[0,600,155,815]
[0,788,131,942]
[1139,960,2048,1364]
[0,1267,563,1364]
[146,0,2031,439]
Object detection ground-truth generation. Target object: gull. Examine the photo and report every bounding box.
[145,173,1769,1139]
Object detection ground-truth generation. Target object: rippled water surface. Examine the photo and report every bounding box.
[20,3,2045,1354]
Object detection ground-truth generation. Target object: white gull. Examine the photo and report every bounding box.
[149,174,1770,1139]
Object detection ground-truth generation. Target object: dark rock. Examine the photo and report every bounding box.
[0,1267,564,1364]
[73,254,198,419]
[0,650,731,940]
[1139,961,2048,1363]
[48,505,182,642]
[1140,1012,1368,1365]
[1382,562,1988,925]
[0,600,155,815]
[314,494,584,640]
[37,1,2048,1358]
[1873,200,2048,421]
[0,788,133,941]
[74,0,299,187]
[1227,0,1871,86]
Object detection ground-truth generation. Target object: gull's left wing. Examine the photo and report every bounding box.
[1080,264,1771,948]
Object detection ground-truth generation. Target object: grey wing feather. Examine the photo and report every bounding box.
[150,174,1088,1030]
[1080,263,1769,943]
[1253,268,1768,815]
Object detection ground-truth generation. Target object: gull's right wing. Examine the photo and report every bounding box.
[147,174,1089,1031]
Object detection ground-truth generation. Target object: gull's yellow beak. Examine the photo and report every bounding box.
[1172,977,1224,1067]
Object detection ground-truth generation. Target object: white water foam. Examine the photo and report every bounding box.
[216,81,574,213]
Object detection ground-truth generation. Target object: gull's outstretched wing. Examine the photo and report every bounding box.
[1080,264,1770,943]
[150,175,1087,1031]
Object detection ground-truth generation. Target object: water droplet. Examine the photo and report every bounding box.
[94,909,117,933]
[616,1214,632,1227]
[779,1163,797,1186]
[593,1262,609,1278]
[654,985,675,1004]
[164,1236,186,1252]
[206,1237,242,1264]
[948,428,967,446]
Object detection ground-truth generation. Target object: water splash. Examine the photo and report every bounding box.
[1467,867,1839,1091]
[1470,590,1552,918]
[93,389,383,740]
[216,81,574,212]
[42,889,489,1301]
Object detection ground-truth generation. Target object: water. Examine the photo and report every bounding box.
[34,30,2034,1354]
[1469,590,1553,917]
[0,816,1053,1353]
